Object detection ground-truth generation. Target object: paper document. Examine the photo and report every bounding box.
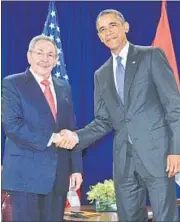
[175,173,180,186]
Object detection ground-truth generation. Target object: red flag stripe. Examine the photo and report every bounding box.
[152,0,180,90]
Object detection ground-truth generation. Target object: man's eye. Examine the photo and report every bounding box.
[100,28,105,33]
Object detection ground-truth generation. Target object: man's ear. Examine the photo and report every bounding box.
[124,22,129,33]
[27,51,31,65]
[98,32,104,43]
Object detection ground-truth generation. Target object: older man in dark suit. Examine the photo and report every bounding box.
[2,35,83,222]
[57,9,180,222]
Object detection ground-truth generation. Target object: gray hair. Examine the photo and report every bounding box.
[96,9,126,29]
[28,34,58,57]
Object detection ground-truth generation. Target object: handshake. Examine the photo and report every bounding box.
[52,129,79,149]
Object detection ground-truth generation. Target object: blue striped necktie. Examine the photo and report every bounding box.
[116,56,125,104]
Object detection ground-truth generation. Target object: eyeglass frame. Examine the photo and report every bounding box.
[29,50,58,60]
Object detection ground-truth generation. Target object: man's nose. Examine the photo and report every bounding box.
[41,54,48,61]
[105,28,113,35]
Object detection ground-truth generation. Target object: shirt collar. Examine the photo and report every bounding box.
[29,67,53,85]
[111,41,129,61]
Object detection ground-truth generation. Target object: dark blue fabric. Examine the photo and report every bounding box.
[2,1,180,204]
[2,69,82,194]
[9,191,67,221]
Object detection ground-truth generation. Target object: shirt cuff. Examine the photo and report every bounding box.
[47,133,54,147]
[73,132,79,144]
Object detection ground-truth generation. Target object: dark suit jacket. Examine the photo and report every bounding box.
[2,69,83,194]
[76,43,180,184]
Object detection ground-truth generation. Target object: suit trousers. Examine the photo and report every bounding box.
[115,142,179,222]
[9,189,67,222]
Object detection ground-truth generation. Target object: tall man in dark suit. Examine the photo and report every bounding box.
[2,35,83,222]
[56,9,180,221]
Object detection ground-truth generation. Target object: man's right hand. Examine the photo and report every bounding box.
[54,129,79,149]
[52,133,63,144]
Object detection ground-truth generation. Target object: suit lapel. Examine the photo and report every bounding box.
[124,44,140,107]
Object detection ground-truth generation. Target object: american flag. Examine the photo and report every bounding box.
[42,1,68,82]
[42,1,81,207]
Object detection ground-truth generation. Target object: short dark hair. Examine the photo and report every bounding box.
[96,9,126,29]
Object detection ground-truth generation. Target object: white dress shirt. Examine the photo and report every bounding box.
[112,41,129,93]
[30,67,57,110]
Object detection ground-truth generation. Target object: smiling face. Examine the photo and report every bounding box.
[27,39,58,79]
[97,13,129,55]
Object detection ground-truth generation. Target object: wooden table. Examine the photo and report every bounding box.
[64,205,153,221]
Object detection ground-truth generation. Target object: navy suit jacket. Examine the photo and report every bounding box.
[2,69,83,195]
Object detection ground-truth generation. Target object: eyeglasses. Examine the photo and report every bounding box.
[30,50,57,60]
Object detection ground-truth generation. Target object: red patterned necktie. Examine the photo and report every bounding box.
[41,80,56,121]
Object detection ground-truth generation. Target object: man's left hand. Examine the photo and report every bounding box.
[70,173,83,191]
[166,155,180,177]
